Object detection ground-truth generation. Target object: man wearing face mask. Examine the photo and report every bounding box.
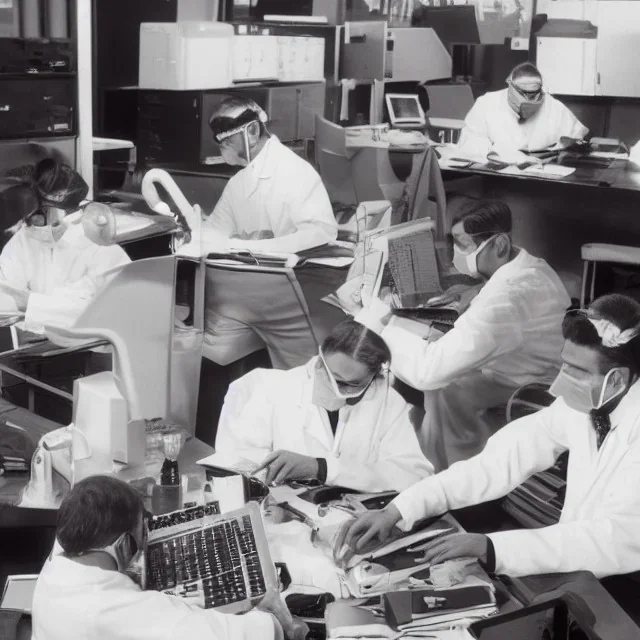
[202,97,337,254]
[32,475,305,640]
[457,62,588,161]
[0,159,130,335]
[344,294,640,581]
[213,319,433,492]
[357,200,570,471]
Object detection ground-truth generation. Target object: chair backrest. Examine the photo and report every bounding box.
[314,115,358,207]
[425,83,475,120]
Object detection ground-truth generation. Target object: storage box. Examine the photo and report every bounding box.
[276,36,325,83]
[139,21,234,90]
[232,35,278,82]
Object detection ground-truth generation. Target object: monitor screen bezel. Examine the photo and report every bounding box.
[385,93,426,126]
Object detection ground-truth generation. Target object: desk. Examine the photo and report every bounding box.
[438,153,640,278]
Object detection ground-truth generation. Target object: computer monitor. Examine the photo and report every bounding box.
[385,94,426,128]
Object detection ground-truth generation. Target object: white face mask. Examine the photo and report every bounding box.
[452,236,495,277]
[88,531,140,572]
[549,366,627,414]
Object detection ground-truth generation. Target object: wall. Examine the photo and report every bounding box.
[177,0,220,20]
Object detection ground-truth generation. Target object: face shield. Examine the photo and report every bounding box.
[215,122,255,167]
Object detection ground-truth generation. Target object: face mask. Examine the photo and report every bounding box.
[89,531,139,572]
[220,144,247,167]
[452,236,495,277]
[25,222,68,244]
[549,367,626,414]
[507,83,544,121]
[218,123,254,167]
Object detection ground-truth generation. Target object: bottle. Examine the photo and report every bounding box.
[160,433,181,486]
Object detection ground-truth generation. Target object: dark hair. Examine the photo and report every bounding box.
[562,294,640,374]
[451,200,512,243]
[322,319,391,375]
[32,158,88,208]
[510,62,542,83]
[208,97,267,140]
[57,475,144,555]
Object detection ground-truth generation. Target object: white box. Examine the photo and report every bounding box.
[276,36,325,83]
[139,21,234,90]
[232,35,279,83]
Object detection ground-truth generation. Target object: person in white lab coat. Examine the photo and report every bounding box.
[0,159,130,335]
[457,62,588,161]
[214,319,433,492]
[357,200,571,471]
[200,98,338,368]
[343,294,640,580]
[32,475,306,640]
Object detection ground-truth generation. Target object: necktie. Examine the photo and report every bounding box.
[590,409,612,450]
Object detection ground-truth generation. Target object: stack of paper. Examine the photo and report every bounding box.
[326,587,496,639]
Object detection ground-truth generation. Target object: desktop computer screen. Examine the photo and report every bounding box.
[385,94,426,128]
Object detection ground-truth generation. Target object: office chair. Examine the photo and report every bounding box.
[314,116,404,206]
[425,83,474,144]
[580,243,640,307]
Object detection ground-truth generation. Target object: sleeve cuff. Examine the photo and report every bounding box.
[316,458,327,483]
[482,537,496,574]
[325,456,341,485]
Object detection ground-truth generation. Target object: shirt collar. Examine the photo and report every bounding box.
[487,247,528,283]
[608,378,640,435]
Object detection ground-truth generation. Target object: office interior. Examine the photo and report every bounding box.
[2,0,640,638]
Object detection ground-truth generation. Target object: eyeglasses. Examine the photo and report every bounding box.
[511,83,543,101]
[318,348,376,397]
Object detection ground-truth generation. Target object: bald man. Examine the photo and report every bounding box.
[457,62,588,159]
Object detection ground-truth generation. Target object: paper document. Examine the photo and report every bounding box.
[498,164,576,178]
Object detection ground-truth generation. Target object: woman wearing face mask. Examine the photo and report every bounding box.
[456,62,588,161]
[356,200,571,472]
[213,319,433,492]
[0,159,130,335]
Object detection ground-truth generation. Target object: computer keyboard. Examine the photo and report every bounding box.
[145,504,274,612]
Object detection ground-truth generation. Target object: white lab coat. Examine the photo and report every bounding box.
[393,379,640,579]
[32,552,278,640]
[0,218,130,334]
[215,359,434,493]
[382,249,571,470]
[203,135,338,254]
[457,89,588,157]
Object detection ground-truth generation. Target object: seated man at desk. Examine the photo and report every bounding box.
[357,199,571,471]
[32,475,304,640]
[345,294,640,580]
[457,62,588,160]
[203,97,338,254]
[0,159,130,335]
[214,319,433,492]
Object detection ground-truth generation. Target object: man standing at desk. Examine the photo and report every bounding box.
[199,97,338,369]
[203,97,337,254]
[357,199,571,471]
[345,294,640,581]
[457,62,588,159]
